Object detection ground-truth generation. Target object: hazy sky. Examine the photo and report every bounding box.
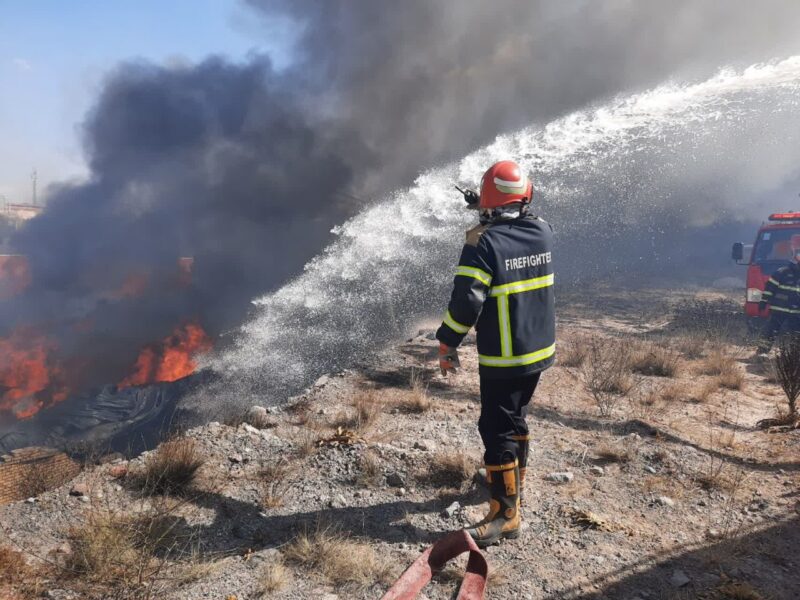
[0,0,293,203]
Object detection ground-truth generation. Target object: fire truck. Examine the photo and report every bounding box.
[732,212,800,330]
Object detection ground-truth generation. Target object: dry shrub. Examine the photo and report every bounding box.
[714,579,765,600]
[593,445,630,464]
[581,336,635,416]
[355,450,382,488]
[773,333,800,418]
[259,559,290,595]
[630,342,680,378]
[139,437,205,495]
[426,451,478,488]
[283,526,393,588]
[259,459,291,508]
[689,379,720,403]
[558,337,588,368]
[62,503,194,598]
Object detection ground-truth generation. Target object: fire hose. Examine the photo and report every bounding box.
[380,530,488,600]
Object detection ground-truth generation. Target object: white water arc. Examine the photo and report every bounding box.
[208,57,800,404]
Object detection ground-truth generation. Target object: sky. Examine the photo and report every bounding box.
[0,0,293,204]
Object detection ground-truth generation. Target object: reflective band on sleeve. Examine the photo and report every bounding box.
[489,273,554,296]
[775,283,800,292]
[768,278,779,286]
[762,290,773,296]
[770,306,800,314]
[455,265,492,286]
[479,343,556,367]
[497,295,513,357]
[442,310,470,334]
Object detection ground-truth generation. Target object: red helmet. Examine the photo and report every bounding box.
[479,161,532,210]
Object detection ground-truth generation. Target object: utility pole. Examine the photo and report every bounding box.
[31,169,38,206]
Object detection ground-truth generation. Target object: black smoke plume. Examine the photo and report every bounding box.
[4,1,800,417]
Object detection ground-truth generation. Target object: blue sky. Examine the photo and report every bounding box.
[0,0,294,203]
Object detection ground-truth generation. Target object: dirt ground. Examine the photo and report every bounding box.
[1,288,798,599]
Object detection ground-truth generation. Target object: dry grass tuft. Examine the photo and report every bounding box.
[426,451,479,488]
[593,445,631,464]
[138,437,205,495]
[0,546,31,585]
[292,427,320,458]
[689,379,721,403]
[259,559,290,595]
[259,459,291,508]
[630,342,680,377]
[356,450,383,488]
[718,365,745,391]
[283,526,393,588]
[698,347,737,376]
[332,390,384,437]
[714,579,766,600]
[406,369,432,413]
[558,337,589,368]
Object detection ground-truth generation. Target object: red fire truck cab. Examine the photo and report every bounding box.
[732,212,800,331]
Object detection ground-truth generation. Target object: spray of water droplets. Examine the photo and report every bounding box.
[201,57,800,408]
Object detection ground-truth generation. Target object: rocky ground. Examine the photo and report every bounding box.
[1,290,799,600]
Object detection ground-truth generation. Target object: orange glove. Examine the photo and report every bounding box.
[438,343,460,376]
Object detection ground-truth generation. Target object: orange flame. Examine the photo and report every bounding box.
[0,328,69,419]
[120,322,212,388]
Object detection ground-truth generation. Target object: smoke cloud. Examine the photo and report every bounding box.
[4,1,800,411]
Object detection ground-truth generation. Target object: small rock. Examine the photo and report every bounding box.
[25,497,36,504]
[108,464,128,479]
[69,483,89,497]
[242,423,260,435]
[245,405,268,426]
[707,528,722,539]
[56,542,72,555]
[590,466,605,476]
[386,472,406,487]
[425,332,436,340]
[441,501,461,518]
[413,440,435,452]
[656,496,675,507]
[669,569,690,588]
[396,487,406,497]
[545,472,574,483]
[644,465,657,474]
[315,374,330,387]
[79,496,91,503]
[229,453,244,464]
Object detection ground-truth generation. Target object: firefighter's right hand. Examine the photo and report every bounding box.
[439,343,460,376]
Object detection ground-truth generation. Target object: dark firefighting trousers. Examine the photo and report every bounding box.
[478,373,541,465]
[758,313,800,352]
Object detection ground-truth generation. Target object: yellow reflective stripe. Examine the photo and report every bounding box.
[768,278,779,286]
[774,284,800,292]
[762,290,773,296]
[455,266,492,286]
[489,273,554,296]
[479,343,556,368]
[770,306,800,314]
[498,295,512,357]
[442,310,470,334]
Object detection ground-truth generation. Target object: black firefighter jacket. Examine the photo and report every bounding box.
[763,263,800,316]
[436,215,556,379]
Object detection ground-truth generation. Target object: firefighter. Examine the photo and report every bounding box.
[757,234,800,354]
[436,160,555,548]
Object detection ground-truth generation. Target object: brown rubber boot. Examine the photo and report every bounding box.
[466,461,521,548]
[475,435,531,503]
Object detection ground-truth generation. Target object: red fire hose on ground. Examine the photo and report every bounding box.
[380,530,489,600]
